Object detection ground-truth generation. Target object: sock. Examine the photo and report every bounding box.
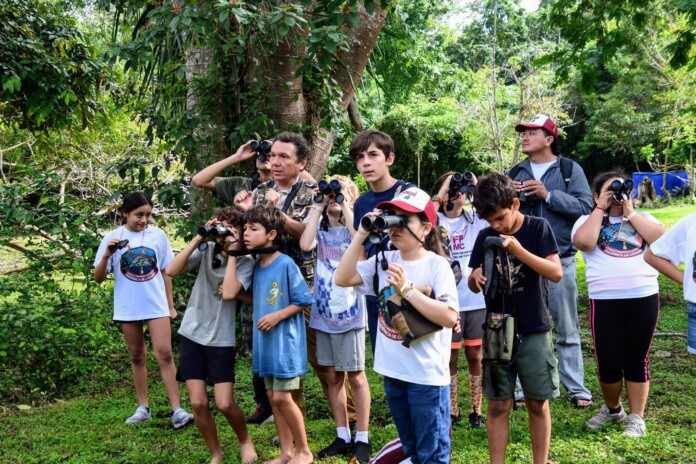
[337,427,351,442]
[469,374,483,414]
[450,374,459,418]
[609,405,623,414]
[355,431,369,444]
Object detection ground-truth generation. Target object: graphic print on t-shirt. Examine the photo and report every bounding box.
[597,217,645,258]
[266,282,283,305]
[120,246,158,282]
[377,286,402,341]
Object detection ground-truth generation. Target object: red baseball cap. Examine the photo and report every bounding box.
[515,114,558,139]
[377,187,438,225]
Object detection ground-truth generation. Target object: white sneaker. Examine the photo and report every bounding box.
[125,406,151,424]
[587,404,627,430]
[171,407,194,429]
[622,413,646,437]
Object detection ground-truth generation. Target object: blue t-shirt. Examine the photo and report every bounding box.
[252,254,314,378]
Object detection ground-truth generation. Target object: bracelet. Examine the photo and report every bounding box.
[594,206,607,214]
[310,205,323,212]
[403,286,415,300]
[625,211,637,221]
[400,280,412,295]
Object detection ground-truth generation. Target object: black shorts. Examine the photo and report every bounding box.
[176,335,237,386]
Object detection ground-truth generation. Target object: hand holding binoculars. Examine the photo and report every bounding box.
[610,179,634,202]
[446,172,475,211]
[313,179,344,204]
[108,239,129,252]
[250,140,273,162]
[361,211,408,244]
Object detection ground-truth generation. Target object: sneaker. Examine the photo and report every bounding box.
[317,437,351,459]
[622,413,646,437]
[468,412,485,429]
[353,441,372,463]
[125,406,151,424]
[587,404,627,430]
[171,407,194,429]
[246,405,274,425]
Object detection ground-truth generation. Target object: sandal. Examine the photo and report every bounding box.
[570,397,593,409]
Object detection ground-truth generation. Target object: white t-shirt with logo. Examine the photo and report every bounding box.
[649,213,696,303]
[571,213,659,299]
[356,250,459,386]
[94,225,174,321]
[438,211,487,311]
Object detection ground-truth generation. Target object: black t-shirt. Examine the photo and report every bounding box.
[469,215,558,334]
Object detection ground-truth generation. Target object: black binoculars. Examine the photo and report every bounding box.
[198,224,231,239]
[361,211,408,243]
[313,179,344,204]
[108,239,129,252]
[446,172,475,211]
[609,179,634,202]
[250,140,273,162]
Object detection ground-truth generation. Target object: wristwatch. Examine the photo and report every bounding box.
[431,194,442,203]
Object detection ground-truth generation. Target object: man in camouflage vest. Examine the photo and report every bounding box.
[251,132,316,283]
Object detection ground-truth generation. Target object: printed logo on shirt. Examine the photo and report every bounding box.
[120,247,158,282]
[449,227,472,260]
[377,286,403,341]
[266,282,283,305]
[597,221,645,258]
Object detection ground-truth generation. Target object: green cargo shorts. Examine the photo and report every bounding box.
[264,376,301,391]
[483,330,560,401]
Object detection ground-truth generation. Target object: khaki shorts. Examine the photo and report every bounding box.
[264,376,301,391]
[483,330,560,401]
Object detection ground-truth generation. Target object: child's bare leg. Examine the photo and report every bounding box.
[272,390,312,464]
[487,398,512,464]
[187,380,223,463]
[147,317,182,410]
[267,389,294,464]
[214,383,257,463]
[121,322,149,408]
[347,370,371,433]
[526,398,551,464]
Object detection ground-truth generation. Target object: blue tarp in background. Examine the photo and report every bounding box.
[632,171,690,198]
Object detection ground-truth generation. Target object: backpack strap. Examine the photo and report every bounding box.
[508,157,573,190]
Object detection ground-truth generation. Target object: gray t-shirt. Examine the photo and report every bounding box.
[178,245,254,347]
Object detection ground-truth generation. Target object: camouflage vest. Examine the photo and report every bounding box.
[252,179,317,285]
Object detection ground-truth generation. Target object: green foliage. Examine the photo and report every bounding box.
[0,0,108,131]
[0,272,122,402]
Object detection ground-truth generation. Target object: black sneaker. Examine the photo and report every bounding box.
[469,412,485,429]
[246,405,273,424]
[317,437,351,459]
[353,440,372,463]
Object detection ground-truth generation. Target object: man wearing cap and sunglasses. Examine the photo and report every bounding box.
[508,114,594,409]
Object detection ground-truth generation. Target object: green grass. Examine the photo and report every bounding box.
[2,206,696,463]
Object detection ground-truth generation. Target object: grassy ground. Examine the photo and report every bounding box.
[1,206,695,463]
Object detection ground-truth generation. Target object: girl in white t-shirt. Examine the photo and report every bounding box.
[336,187,459,464]
[299,175,372,462]
[431,171,488,428]
[572,172,665,438]
[94,192,191,428]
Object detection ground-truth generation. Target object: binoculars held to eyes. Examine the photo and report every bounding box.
[250,140,273,162]
[108,239,129,252]
[446,172,475,211]
[609,179,634,202]
[313,179,344,204]
[198,224,231,239]
[361,211,408,244]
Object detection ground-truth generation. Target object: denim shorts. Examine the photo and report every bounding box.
[687,302,696,355]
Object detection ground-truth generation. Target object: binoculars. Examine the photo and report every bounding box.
[250,140,273,162]
[313,179,344,204]
[446,172,475,211]
[198,224,231,239]
[108,239,129,252]
[609,179,634,202]
[361,212,408,231]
